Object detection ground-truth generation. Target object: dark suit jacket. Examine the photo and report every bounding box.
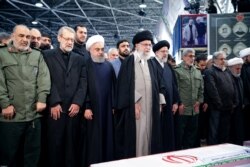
[43,48,87,112]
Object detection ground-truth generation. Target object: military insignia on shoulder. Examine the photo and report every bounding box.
[0,43,7,48]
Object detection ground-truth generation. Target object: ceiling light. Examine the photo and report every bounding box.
[32,20,38,25]
[139,4,147,8]
[139,0,147,8]
[35,2,43,7]
[154,0,163,4]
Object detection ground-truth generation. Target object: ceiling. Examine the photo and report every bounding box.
[0,0,164,48]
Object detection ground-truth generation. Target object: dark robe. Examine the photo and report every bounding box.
[230,73,244,145]
[114,55,165,159]
[241,63,250,140]
[82,58,116,166]
[151,57,180,152]
[72,42,90,60]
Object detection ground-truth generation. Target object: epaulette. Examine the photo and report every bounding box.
[0,44,7,48]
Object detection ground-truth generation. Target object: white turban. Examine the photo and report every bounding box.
[86,35,105,51]
[239,47,250,58]
[227,57,243,66]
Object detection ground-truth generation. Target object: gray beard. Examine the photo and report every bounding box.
[91,55,105,63]
[136,50,151,60]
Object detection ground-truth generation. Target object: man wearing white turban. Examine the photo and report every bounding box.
[81,35,116,166]
[239,47,250,140]
[227,57,244,145]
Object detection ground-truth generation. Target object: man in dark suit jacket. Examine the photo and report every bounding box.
[43,26,87,167]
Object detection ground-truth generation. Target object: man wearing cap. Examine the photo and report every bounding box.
[227,57,244,145]
[152,40,180,151]
[111,39,130,77]
[115,30,165,159]
[239,47,250,140]
[174,48,203,149]
[82,35,116,166]
[43,26,87,167]
[205,51,236,145]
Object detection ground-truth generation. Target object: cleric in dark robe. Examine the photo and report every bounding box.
[152,40,180,152]
[227,57,244,145]
[115,30,166,159]
[81,35,116,166]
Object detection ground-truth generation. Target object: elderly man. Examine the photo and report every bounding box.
[30,28,42,49]
[152,40,180,151]
[239,48,250,140]
[111,39,130,77]
[82,35,116,166]
[115,30,165,159]
[0,24,51,167]
[107,48,119,61]
[227,57,244,145]
[205,51,236,145]
[174,48,203,149]
[43,26,87,167]
[73,24,89,58]
[183,19,198,46]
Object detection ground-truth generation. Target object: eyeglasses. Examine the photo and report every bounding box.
[61,36,74,43]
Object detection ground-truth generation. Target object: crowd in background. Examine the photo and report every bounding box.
[0,24,250,167]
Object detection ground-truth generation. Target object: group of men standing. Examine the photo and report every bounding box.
[0,24,250,167]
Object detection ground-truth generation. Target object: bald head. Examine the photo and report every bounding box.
[30,28,41,48]
[12,25,31,51]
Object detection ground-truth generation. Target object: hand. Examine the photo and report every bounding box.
[193,101,200,113]
[178,104,185,115]
[50,104,62,120]
[2,105,15,120]
[135,102,141,120]
[68,104,80,117]
[36,102,46,112]
[203,103,208,112]
[172,103,178,114]
[84,109,93,120]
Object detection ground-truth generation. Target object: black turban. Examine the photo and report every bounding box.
[153,40,170,52]
[132,30,154,45]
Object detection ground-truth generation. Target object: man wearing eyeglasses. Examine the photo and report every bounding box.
[204,51,236,145]
[43,26,87,167]
[115,30,165,159]
[174,48,204,149]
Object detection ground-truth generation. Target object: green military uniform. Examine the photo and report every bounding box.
[0,44,51,167]
[174,61,203,149]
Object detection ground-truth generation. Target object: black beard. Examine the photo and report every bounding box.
[119,52,129,58]
[40,44,51,50]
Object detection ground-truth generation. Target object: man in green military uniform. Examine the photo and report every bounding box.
[0,24,51,167]
[174,48,204,149]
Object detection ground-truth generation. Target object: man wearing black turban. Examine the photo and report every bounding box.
[114,30,166,159]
